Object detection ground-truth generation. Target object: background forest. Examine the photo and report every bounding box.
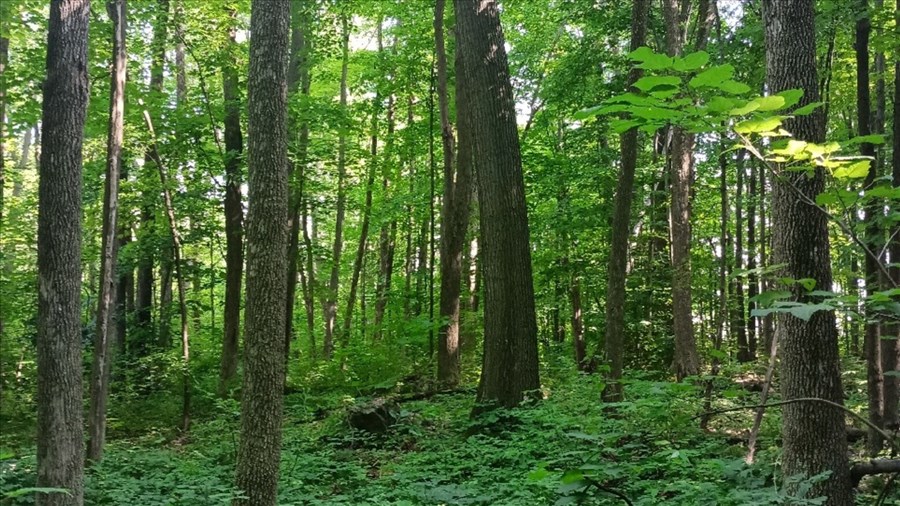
[2,0,900,504]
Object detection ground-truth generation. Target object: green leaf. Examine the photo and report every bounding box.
[689,64,734,88]
[632,106,680,121]
[573,106,604,120]
[707,96,737,113]
[633,75,682,93]
[754,95,787,111]
[734,116,783,134]
[776,89,804,109]
[4,488,71,499]
[793,101,823,116]
[718,80,751,94]
[673,51,710,72]
[846,134,886,145]
[797,278,817,291]
[833,160,870,179]
[611,119,642,133]
[628,46,673,70]
[729,100,760,115]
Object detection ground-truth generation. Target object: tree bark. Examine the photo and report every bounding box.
[603,0,650,402]
[436,0,473,386]
[747,161,758,356]
[233,0,291,503]
[886,0,900,429]
[855,0,884,455]
[733,151,750,362]
[36,0,91,503]
[455,0,540,410]
[87,0,127,465]
[218,19,244,397]
[763,0,853,502]
[323,14,350,360]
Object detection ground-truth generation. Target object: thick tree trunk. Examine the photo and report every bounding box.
[601,0,649,399]
[218,22,244,397]
[323,15,350,360]
[233,0,291,503]
[855,0,884,455]
[455,0,540,410]
[36,1,91,503]
[87,0,127,465]
[436,0,473,386]
[763,0,853,502]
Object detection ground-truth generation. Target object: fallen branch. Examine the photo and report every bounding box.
[850,459,900,487]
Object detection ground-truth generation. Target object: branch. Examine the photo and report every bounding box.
[850,460,900,487]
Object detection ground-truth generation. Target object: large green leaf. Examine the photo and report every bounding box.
[673,51,710,72]
[633,75,682,93]
[628,46,673,70]
[688,64,734,88]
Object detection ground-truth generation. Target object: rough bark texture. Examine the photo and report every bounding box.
[36,0,90,503]
[601,0,648,400]
[436,0,473,386]
[855,0,884,455]
[323,15,350,359]
[887,0,900,429]
[88,0,127,464]
[218,20,244,397]
[455,0,540,410]
[662,0,700,380]
[763,0,853,502]
[232,0,291,503]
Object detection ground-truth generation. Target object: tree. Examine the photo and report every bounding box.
[455,0,540,410]
[233,0,291,503]
[218,11,244,397]
[36,0,91,503]
[436,0,473,387]
[602,0,649,401]
[763,0,853,501]
[87,0,127,464]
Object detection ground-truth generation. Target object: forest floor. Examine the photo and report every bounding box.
[0,355,890,505]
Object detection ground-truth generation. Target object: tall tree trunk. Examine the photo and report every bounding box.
[603,0,650,402]
[218,20,244,397]
[733,152,750,362]
[87,0,126,465]
[285,0,312,362]
[455,0,540,410]
[323,14,350,359]
[373,92,397,340]
[856,0,884,455]
[758,161,774,354]
[36,0,90,503]
[436,0,473,386]
[233,0,290,502]
[763,0,853,501]
[662,0,700,380]
[885,0,900,430]
[571,275,586,366]
[0,34,6,341]
[747,161,758,356]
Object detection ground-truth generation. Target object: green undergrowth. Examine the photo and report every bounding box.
[0,357,888,505]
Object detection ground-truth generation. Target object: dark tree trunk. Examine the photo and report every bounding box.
[436,0,473,386]
[763,0,853,501]
[233,0,291,503]
[455,0,540,410]
[88,0,127,465]
[218,21,244,397]
[855,0,884,455]
[571,275,586,367]
[603,0,649,400]
[733,152,750,362]
[747,161,758,356]
[36,0,90,503]
[758,161,774,354]
[323,15,350,359]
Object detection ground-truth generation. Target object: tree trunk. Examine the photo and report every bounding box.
[733,151,750,362]
[855,0,884,455]
[436,0,473,386]
[455,0,540,410]
[36,0,90,503]
[233,0,290,502]
[747,161,758,357]
[0,34,6,340]
[759,161,774,354]
[373,89,397,340]
[323,15,350,360]
[218,20,244,397]
[87,0,126,465]
[763,0,853,501]
[571,275,586,367]
[886,0,900,430]
[662,0,700,380]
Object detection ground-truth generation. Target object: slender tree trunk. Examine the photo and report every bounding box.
[36,1,90,503]
[603,0,650,402]
[87,0,127,465]
[455,0,540,411]
[0,35,6,341]
[856,0,884,455]
[747,161,758,357]
[571,275,586,366]
[323,15,350,359]
[733,152,750,362]
[218,21,244,397]
[763,0,853,501]
[436,0,473,386]
[758,161,774,354]
[233,0,290,502]
[373,88,397,340]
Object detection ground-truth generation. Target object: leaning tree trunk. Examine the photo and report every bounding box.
[763,0,853,502]
[603,0,650,402]
[36,0,91,503]
[87,0,127,465]
[233,0,291,503]
[455,0,540,411]
[218,19,244,397]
